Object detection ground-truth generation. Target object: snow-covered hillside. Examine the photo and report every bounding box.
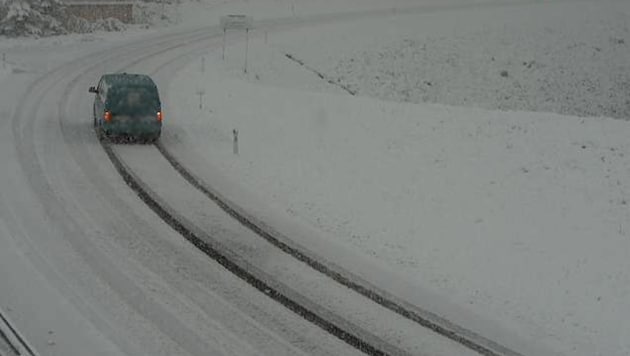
[166,1,630,355]
[329,10,630,119]
[271,0,630,120]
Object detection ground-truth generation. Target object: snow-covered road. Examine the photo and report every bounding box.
[0,25,367,356]
[0,3,509,355]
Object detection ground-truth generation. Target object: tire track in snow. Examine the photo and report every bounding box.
[5,15,405,355]
[74,1,612,353]
[12,1,590,354]
[154,141,522,356]
[86,23,410,356]
[101,139,406,356]
[8,28,246,356]
[119,3,535,355]
[148,6,544,356]
[0,308,38,356]
[8,16,414,356]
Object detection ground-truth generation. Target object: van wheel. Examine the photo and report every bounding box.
[93,117,105,140]
[143,132,160,144]
[95,124,108,142]
[95,127,105,141]
[142,135,156,144]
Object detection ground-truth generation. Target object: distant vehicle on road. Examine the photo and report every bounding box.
[89,73,162,143]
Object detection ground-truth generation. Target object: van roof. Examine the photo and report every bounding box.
[101,73,157,88]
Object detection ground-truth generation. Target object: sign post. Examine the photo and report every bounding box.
[222,29,226,60]
[220,15,253,72]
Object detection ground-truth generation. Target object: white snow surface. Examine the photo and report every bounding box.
[326,2,630,119]
[2,0,630,355]
[164,1,630,355]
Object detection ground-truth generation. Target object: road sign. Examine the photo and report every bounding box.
[220,15,253,30]
[220,15,253,72]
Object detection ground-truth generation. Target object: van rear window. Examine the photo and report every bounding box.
[108,86,159,116]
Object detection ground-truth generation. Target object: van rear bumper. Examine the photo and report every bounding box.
[103,120,162,136]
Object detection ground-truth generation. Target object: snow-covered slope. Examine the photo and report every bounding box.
[165,1,630,355]
[327,3,630,119]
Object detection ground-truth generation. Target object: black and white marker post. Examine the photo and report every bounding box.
[222,28,226,61]
[196,89,205,110]
[244,28,249,73]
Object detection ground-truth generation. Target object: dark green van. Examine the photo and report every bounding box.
[89,73,162,142]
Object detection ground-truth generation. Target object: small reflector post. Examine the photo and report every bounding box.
[104,111,112,122]
[157,111,163,122]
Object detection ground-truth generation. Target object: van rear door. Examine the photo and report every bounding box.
[108,85,160,119]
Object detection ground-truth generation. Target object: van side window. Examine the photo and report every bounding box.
[98,80,107,102]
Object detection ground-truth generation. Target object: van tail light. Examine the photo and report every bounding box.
[157,111,163,122]
[103,111,112,122]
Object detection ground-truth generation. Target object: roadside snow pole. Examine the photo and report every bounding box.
[233,129,239,155]
[244,28,249,74]
[196,89,205,110]
[222,29,226,61]
[2,53,5,70]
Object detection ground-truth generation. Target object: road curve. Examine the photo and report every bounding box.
[1,1,597,355]
[65,20,478,356]
[2,26,365,356]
